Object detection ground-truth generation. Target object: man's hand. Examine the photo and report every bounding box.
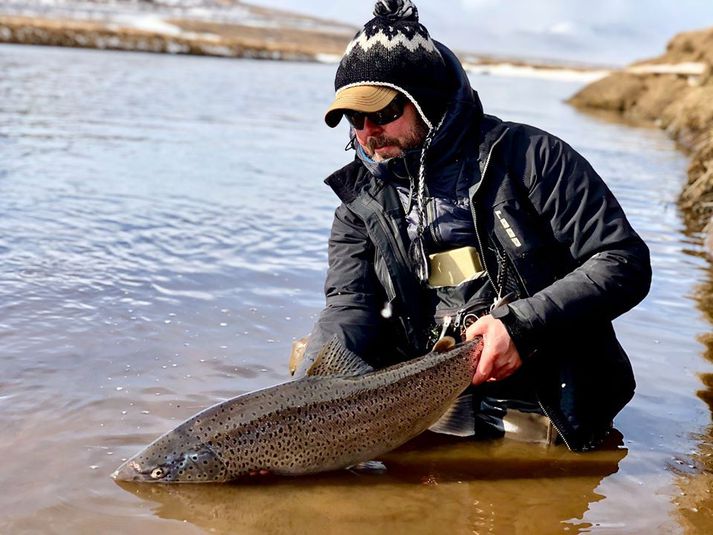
[465,314,522,385]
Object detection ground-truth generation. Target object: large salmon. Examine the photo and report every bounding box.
[111,337,482,483]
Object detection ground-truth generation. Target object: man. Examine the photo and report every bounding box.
[303,0,651,451]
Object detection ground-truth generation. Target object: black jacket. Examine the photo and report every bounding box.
[307,44,652,451]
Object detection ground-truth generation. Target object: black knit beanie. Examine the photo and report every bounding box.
[332,0,451,129]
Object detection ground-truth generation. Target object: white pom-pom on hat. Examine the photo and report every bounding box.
[373,0,419,22]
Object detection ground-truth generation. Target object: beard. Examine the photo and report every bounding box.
[363,121,429,162]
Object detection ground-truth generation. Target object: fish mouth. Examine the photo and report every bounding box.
[111,460,145,482]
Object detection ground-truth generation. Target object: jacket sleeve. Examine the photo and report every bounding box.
[505,131,652,355]
[303,202,385,366]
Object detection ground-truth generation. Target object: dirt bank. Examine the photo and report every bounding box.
[0,14,352,61]
[568,27,713,251]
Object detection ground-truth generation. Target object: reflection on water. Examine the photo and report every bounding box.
[1,43,712,533]
[675,263,713,532]
[116,434,627,535]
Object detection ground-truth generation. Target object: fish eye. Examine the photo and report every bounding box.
[150,467,165,479]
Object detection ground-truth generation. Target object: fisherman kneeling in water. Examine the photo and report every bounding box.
[299,0,651,451]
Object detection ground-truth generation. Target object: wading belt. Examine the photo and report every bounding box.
[427,245,484,288]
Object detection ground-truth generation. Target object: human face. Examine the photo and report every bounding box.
[351,98,428,162]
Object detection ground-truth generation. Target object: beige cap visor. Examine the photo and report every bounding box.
[324,85,399,128]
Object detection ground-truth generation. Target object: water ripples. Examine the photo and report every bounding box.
[1,44,712,533]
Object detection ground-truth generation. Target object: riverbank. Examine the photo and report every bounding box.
[0,10,610,83]
[568,27,713,254]
[0,14,352,60]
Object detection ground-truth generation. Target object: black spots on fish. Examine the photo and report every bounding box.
[142,354,475,480]
[223,395,366,474]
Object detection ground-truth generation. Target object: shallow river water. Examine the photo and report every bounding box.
[1,44,712,534]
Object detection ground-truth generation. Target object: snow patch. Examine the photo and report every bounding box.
[124,15,181,36]
[464,62,610,82]
[315,53,341,64]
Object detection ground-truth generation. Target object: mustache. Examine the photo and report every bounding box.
[365,135,400,152]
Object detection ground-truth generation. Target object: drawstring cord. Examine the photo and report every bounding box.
[409,113,446,283]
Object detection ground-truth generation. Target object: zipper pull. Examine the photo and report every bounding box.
[490,291,517,311]
[439,315,452,340]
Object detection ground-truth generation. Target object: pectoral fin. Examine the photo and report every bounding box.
[428,391,476,437]
[306,336,374,377]
[347,460,387,474]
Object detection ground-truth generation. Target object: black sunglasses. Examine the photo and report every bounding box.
[345,95,407,130]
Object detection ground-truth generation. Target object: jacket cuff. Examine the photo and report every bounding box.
[490,305,538,359]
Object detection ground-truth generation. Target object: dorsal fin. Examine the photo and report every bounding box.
[306,336,374,377]
[428,391,476,437]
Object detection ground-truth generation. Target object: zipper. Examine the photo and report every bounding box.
[375,228,398,302]
[374,211,409,299]
[375,213,420,353]
[354,183,410,303]
[372,207,424,348]
[537,399,574,451]
[469,128,509,296]
[470,128,578,450]
[374,185,413,272]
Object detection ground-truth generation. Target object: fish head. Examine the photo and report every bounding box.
[111,432,229,483]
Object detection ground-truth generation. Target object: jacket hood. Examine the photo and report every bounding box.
[426,41,484,167]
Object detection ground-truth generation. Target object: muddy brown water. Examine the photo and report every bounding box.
[1,44,712,534]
